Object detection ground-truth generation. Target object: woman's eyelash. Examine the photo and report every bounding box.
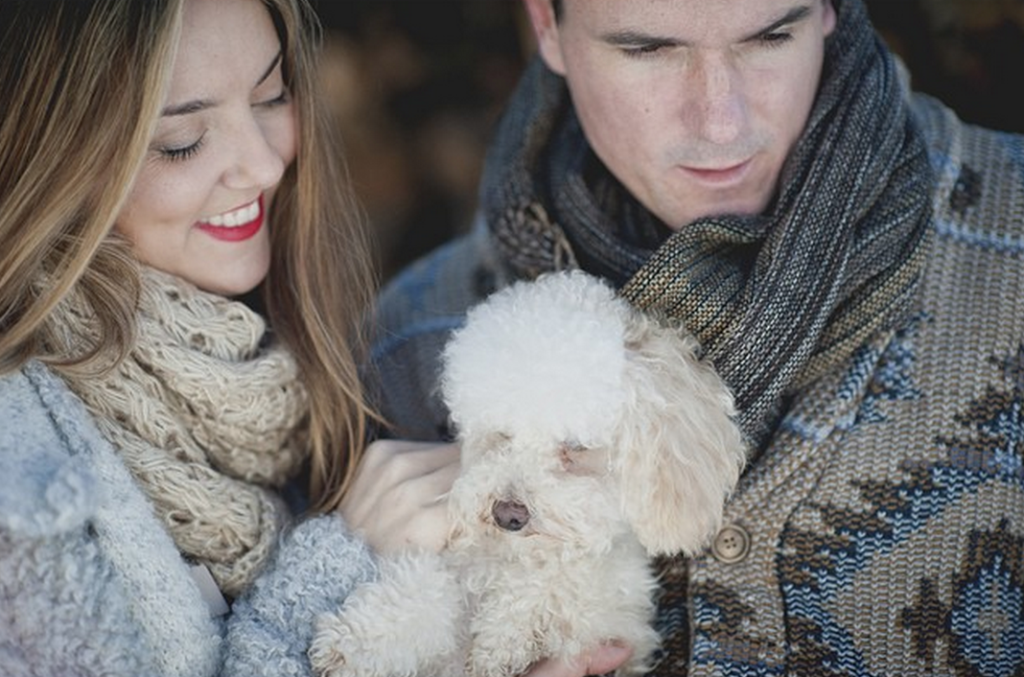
[258,91,290,108]
[159,135,205,162]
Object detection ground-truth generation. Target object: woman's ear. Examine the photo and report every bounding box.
[521,0,567,75]
[614,319,747,556]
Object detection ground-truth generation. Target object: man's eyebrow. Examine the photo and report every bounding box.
[741,5,813,42]
[161,50,283,117]
[599,4,814,48]
[600,29,681,49]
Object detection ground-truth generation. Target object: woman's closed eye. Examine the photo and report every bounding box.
[255,89,290,109]
[159,133,205,163]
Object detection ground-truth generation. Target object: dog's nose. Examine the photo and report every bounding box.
[492,500,530,531]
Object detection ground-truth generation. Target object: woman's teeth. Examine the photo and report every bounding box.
[201,199,259,227]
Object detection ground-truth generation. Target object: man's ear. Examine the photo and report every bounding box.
[521,0,567,75]
[822,0,837,37]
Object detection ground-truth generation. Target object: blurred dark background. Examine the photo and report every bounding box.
[311,1,1024,280]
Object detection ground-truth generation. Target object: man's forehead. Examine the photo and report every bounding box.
[561,0,823,33]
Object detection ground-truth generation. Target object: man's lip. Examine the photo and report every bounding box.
[678,159,752,185]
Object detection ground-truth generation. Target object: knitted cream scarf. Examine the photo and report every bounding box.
[56,267,309,597]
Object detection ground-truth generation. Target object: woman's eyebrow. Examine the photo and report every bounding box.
[256,50,283,88]
[161,50,283,118]
[162,97,214,117]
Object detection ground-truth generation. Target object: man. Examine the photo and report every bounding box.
[361,0,1024,674]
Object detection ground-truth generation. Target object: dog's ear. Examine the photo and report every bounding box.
[615,316,747,557]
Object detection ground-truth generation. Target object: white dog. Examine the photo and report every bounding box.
[310,271,746,677]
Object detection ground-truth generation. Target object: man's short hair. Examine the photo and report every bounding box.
[551,0,829,22]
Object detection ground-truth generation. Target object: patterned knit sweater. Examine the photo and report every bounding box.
[370,94,1024,675]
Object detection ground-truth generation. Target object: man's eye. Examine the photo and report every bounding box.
[622,42,666,59]
[759,31,794,48]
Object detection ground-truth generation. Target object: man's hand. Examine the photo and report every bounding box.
[339,440,460,554]
[525,643,634,677]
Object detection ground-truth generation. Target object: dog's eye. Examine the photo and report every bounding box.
[481,431,512,449]
[559,440,589,472]
[560,440,587,454]
[559,441,610,476]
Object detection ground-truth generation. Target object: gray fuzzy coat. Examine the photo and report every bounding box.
[0,360,378,676]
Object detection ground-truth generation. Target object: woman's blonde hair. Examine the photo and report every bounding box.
[259,0,380,511]
[0,0,378,512]
[0,0,181,370]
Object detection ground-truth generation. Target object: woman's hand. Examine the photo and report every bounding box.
[338,440,460,554]
[525,643,634,677]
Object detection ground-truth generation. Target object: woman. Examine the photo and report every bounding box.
[0,1,629,674]
[0,0,379,674]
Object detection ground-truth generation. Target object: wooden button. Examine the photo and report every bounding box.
[711,524,750,563]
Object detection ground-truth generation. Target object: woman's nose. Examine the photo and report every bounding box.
[222,115,288,191]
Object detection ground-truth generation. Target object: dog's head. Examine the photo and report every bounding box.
[440,271,746,557]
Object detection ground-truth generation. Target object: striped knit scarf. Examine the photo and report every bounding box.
[482,0,934,451]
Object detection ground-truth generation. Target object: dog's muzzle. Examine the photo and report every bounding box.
[492,500,530,531]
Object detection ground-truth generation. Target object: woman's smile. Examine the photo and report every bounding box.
[196,195,264,242]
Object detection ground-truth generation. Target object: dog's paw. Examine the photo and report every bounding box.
[308,612,355,677]
[309,611,406,677]
[311,606,434,677]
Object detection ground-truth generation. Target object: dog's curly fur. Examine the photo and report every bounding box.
[310,271,746,677]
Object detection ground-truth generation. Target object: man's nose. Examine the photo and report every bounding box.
[686,52,745,146]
